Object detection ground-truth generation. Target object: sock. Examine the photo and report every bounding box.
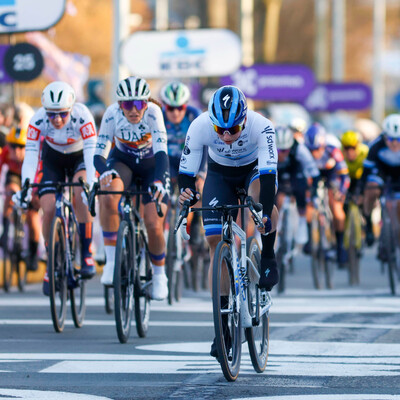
[29,240,38,258]
[2,217,9,238]
[152,264,165,275]
[336,231,344,249]
[261,231,276,259]
[364,213,372,230]
[104,245,116,267]
[79,222,93,259]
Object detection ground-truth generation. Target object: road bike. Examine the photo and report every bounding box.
[89,181,163,343]
[21,178,89,332]
[176,190,272,381]
[377,183,400,295]
[2,199,28,292]
[310,180,335,289]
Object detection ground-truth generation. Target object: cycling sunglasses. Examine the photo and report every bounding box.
[386,136,400,142]
[343,145,356,150]
[119,100,148,111]
[166,104,187,112]
[46,111,70,119]
[9,143,25,149]
[213,123,244,136]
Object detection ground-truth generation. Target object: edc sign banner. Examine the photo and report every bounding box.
[0,0,66,33]
[122,29,242,78]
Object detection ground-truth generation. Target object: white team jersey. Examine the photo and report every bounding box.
[95,102,168,160]
[179,110,277,176]
[22,103,97,185]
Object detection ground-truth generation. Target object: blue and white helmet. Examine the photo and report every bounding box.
[304,123,327,150]
[208,86,247,128]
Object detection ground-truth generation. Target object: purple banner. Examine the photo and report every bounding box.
[220,64,316,101]
[303,82,372,111]
[0,45,13,83]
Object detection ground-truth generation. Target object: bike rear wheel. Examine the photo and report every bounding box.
[347,204,361,286]
[48,217,68,333]
[114,220,135,343]
[134,231,151,338]
[166,207,181,305]
[212,241,241,382]
[245,237,269,373]
[277,208,289,294]
[311,211,323,289]
[13,210,27,292]
[2,225,13,292]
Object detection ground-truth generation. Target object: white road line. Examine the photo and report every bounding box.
[233,396,400,400]
[0,389,111,399]
[1,319,400,330]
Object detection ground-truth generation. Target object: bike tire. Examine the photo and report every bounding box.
[245,237,269,373]
[104,286,114,314]
[212,241,241,382]
[13,210,27,292]
[310,211,322,289]
[347,205,360,286]
[277,208,289,294]
[2,228,12,292]
[69,215,86,328]
[114,220,135,343]
[134,230,151,338]
[166,207,178,305]
[48,217,68,333]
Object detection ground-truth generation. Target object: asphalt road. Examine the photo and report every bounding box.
[0,244,399,400]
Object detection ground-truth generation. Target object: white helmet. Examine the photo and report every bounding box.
[382,114,400,139]
[275,125,294,150]
[116,76,150,101]
[160,81,190,107]
[41,81,75,110]
[289,117,307,133]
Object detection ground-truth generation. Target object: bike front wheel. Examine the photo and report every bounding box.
[114,220,135,343]
[212,241,241,382]
[245,237,269,373]
[134,231,151,338]
[48,217,68,333]
[104,286,114,314]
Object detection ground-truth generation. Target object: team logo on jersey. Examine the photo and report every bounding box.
[27,125,40,140]
[80,122,96,139]
[183,146,190,155]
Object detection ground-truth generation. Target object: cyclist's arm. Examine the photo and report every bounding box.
[21,113,44,185]
[148,103,170,187]
[256,120,277,217]
[93,107,114,176]
[178,116,207,196]
[79,105,97,186]
[295,143,320,194]
[331,147,350,194]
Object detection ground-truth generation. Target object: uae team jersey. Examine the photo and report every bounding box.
[22,103,97,185]
[95,102,168,160]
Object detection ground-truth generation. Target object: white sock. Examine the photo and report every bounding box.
[152,264,165,275]
[104,245,116,267]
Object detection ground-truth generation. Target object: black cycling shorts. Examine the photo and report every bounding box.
[107,147,167,205]
[39,141,85,197]
[202,159,259,237]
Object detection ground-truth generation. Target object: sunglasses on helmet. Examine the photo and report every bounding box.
[213,123,244,136]
[166,104,187,112]
[119,100,148,111]
[46,111,70,119]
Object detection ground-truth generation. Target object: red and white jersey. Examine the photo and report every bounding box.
[22,103,97,185]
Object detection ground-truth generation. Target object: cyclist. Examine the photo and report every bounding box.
[13,81,97,295]
[94,76,170,300]
[160,81,206,247]
[275,125,320,245]
[0,127,41,271]
[288,117,307,144]
[304,123,350,267]
[177,85,278,357]
[361,114,400,248]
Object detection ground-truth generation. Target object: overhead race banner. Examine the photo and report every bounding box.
[122,29,242,78]
[0,0,66,33]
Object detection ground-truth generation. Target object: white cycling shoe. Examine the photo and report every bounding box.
[101,262,114,286]
[152,274,168,300]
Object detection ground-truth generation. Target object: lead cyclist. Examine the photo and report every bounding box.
[178,85,279,358]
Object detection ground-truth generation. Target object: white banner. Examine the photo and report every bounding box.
[122,29,242,78]
[0,0,65,33]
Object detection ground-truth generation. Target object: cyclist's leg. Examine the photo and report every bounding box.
[292,175,308,245]
[1,177,19,246]
[363,179,381,246]
[73,168,95,278]
[26,194,41,272]
[248,176,279,290]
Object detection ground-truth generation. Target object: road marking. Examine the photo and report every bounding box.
[1,319,400,330]
[1,339,400,376]
[1,295,399,314]
[233,396,400,400]
[0,388,111,399]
